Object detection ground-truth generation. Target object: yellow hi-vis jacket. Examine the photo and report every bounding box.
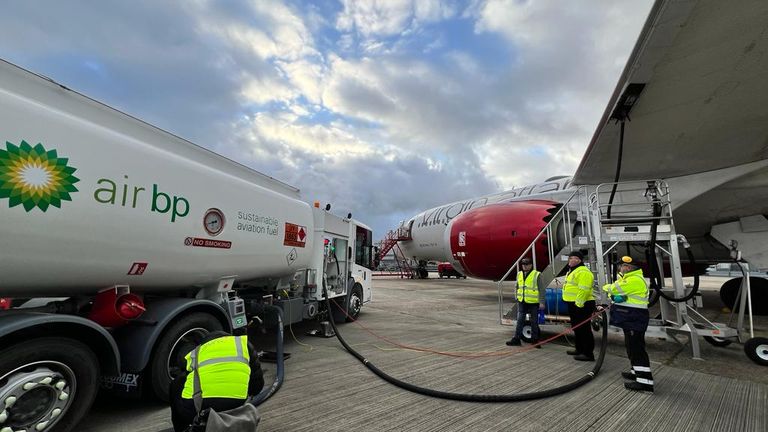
[517,270,542,304]
[562,265,594,307]
[602,268,649,309]
[182,335,250,399]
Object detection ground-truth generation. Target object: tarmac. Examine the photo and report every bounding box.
[79,275,767,431]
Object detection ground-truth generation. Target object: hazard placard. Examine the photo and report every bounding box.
[284,223,307,248]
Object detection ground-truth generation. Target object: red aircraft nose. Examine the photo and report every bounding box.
[447,200,559,280]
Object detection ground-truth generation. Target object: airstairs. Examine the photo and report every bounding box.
[374,228,416,278]
[498,180,745,360]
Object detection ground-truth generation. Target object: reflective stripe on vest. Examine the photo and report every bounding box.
[182,335,250,399]
[562,266,594,302]
[517,270,540,304]
[605,269,648,309]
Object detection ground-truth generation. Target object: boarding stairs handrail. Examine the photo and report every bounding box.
[392,243,415,278]
[496,187,591,323]
[378,228,411,260]
[589,180,741,359]
[374,231,416,278]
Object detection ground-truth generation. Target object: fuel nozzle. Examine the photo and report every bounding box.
[644,180,659,200]
[728,240,742,261]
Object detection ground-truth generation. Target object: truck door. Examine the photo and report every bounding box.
[334,238,348,294]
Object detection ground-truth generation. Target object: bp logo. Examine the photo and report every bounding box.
[0,140,80,212]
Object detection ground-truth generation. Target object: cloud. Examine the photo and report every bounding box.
[205,3,317,62]
[321,54,499,155]
[227,113,498,232]
[245,112,376,157]
[336,0,456,37]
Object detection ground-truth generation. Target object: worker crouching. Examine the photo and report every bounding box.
[602,256,654,393]
[170,331,265,431]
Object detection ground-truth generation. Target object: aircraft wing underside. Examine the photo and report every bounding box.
[573,0,768,238]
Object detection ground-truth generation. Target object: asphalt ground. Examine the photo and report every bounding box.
[78,274,767,431]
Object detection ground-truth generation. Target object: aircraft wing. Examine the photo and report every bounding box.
[573,0,768,241]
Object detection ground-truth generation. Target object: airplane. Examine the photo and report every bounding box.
[394,0,768,313]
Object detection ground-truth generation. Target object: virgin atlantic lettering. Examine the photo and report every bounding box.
[413,177,572,229]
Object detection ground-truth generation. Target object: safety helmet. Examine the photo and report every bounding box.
[616,256,639,267]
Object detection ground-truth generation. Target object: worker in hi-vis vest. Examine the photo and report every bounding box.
[602,256,654,392]
[170,331,264,431]
[506,258,545,348]
[562,250,596,361]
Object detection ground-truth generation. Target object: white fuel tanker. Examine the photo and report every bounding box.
[0,59,375,432]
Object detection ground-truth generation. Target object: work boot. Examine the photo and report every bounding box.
[621,371,635,380]
[506,337,522,346]
[624,381,654,393]
[573,354,595,361]
[566,349,580,355]
[531,340,542,349]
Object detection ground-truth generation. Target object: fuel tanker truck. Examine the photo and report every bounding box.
[0,58,375,432]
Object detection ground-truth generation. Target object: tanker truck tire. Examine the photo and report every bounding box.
[345,286,364,322]
[148,312,223,402]
[0,338,99,432]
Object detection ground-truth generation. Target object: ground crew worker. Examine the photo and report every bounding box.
[602,256,654,392]
[506,258,545,348]
[169,331,264,431]
[562,250,596,361]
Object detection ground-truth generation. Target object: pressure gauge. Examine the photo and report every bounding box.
[203,208,225,236]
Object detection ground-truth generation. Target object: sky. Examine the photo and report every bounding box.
[0,0,654,238]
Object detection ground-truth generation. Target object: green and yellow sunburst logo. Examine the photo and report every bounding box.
[0,140,80,212]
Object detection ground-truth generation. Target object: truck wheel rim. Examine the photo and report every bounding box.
[523,326,532,339]
[757,344,768,361]
[0,361,76,431]
[167,327,208,380]
[350,294,362,316]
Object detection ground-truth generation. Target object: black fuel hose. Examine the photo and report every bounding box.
[648,284,661,307]
[647,205,662,299]
[606,120,626,220]
[322,283,609,402]
[674,246,701,301]
[646,201,700,303]
[251,305,285,407]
